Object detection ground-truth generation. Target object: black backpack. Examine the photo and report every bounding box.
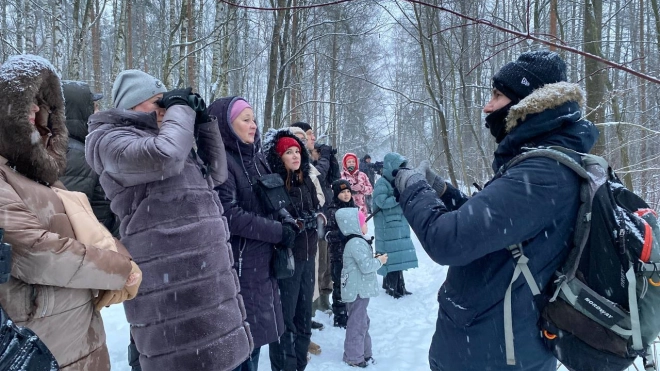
[498,147,660,371]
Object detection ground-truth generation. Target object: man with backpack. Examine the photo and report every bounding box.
[389,51,599,371]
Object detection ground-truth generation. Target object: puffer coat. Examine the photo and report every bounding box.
[209,97,285,349]
[0,55,133,371]
[85,103,252,370]
[372,152,418,275]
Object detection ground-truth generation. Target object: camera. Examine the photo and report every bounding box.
[0,229,12,284]
[297,211,318,231]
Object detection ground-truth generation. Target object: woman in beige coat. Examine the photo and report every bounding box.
[0,55,139,370]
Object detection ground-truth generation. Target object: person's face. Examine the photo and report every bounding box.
[337,189,352,203]
[346,158,356,168]
[132,94,165,125]
[483,89,512,114]
[231,108,257,144]
[281,146,301,171]
[304,129,315,150]
[28,103,39,125]
[365,158,371,163]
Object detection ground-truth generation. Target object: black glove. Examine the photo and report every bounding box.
[157,87,192,109]
[277,223,297,250]
[318,144,333,159]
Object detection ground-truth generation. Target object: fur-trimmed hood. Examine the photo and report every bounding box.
[493,81,599,170]
[0,55,67,185]
[263,128,311,182]
[505,82,585,132]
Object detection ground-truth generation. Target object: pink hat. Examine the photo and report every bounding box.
[230,99,252,123]
[358,210,366,227]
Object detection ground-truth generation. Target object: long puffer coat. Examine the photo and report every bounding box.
[399,82,599,371]
[372,152,418,275]
[208,97,285,349]
[85,103,252,370]
[0,54,133,371]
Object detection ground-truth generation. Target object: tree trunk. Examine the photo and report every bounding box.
[583,0,606,155]
[111,0,126,81]
[178,0,188,87]
[186,0,196,91]
[15,0,23,53]
[263,0,287,131]
[52,0,64,72]
[24,0,33,52]
[210,0,224,100]
[126,0,132,69]
[91,0,102,96]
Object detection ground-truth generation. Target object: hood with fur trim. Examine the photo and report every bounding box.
[493,81,598,170]
[263,128,311,182]
[0,55,67,185]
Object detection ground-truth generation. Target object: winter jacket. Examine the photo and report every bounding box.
[60,80,120,237]
[263,129,319,262]
[341,153,373,215]
[208,97,285,349]
[338,208,382,303]
[325,198,355,262]
[359,157,376,187]
[373,152,418,275]
[399,82,599,371]
[0,55,133,371]
[312,145,335,207]
[85,105,252,371]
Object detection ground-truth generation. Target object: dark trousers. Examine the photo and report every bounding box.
[331,259,347,327]
[128,332,141,371]
[269,258,315,371]
[233,346,261,371]
[382,270,406,296]
[317,239,332,293]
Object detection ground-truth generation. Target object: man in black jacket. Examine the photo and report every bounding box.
[61,81,121,238]
[359,154,375,213]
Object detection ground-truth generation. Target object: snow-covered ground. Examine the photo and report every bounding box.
[102,221,656,370]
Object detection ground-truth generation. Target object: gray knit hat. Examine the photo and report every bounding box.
[492,50,567,102]
[112,69,167,109]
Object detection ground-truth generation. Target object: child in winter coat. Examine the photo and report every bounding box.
[338,208,388,368]
[325,179,356,328]
[341,153,373,216]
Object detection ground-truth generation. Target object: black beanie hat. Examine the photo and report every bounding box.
[332,179,353,199]
[492,50,567,102]
[291,121,312,132]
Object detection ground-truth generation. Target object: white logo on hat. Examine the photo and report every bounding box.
[521,77,530,86]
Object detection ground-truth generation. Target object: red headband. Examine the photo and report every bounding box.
[276,137,301,157]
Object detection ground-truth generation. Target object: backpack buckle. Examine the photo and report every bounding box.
[508,243,523,259]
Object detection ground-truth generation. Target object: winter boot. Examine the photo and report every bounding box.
[346,360,368,368]
[311,320,324,330]
[308,341,322,355]
[319,293,332,312]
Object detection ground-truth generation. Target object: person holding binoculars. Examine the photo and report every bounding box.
[264,129,321,371]
[85,70,252,371]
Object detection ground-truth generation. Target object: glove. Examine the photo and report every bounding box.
[277,223,297,250]
[418,160,447,197]
[392,162,426,195]
[318,144,333,159]
[156,87,192,109]
[94,261,142,311]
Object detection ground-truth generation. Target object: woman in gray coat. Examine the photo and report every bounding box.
[85,70,252,371]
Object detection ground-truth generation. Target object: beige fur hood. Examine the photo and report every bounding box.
[0,55,67,185]
[506,82,585,133]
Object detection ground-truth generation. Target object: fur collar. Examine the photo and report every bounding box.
[263,128,311,183]
[0,55,67,185]
[506,82,585,133]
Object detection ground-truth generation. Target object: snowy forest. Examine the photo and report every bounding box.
[0,0,658,204]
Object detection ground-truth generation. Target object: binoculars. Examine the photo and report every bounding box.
[187,94,206,112]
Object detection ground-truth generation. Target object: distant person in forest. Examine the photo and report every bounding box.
[341,153,372,216]
[85,69,252,370]
[373,152,418,299]
[359,154,375,214]
[389,51,598,370]
[61,80,121,238]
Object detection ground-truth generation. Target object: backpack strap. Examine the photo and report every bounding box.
[499,147,593,366]
[504,243,541,365]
